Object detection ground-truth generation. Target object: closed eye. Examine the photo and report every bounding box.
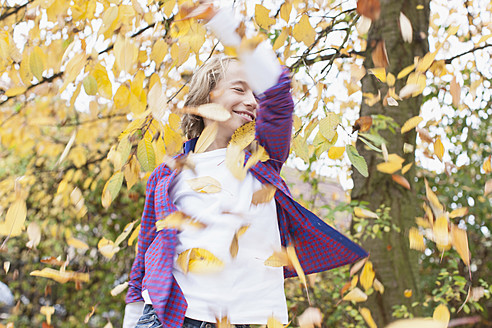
[233,87,244,92]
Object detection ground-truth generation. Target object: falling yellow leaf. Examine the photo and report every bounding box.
[482,155,491,173]
[230,232,238,258]
[187,176,222,193]
[354,207,379,219]
[434,137,444,161]
[373,278,384,294]
[128,224,140,246]
[450,75,460,107]
[287,244,307,288]
[401,162,413,174]
[0,198,27,237]
[156,211,206,231]
[377,160,403,174]
[401,116,423,134]
[215,316,231,328]
[30,46,46,81]
[229,121,256,150]
[425,179,444,215]
[293,15,316,45]
[360,308,378,328]
[319,113,340,141]
[409,227,425,251]
[360,261,375,291]
[433,304,450,326]
[404,289,412,298]
[31,268,89,284]
[252,184,276,205]
[98,237,120,259]
[399,12,413,43]
[298,307,323,328]
[255,4,276,29]
[67,237,89,250]
[433,215,449,247]
[280,2,292,23]
[110,281,128,296]
[41,306,55,325]
[368,67,386,82]
[181,103,231,122]
[187,248,224,274]
[177,249,192,274]
[268,316,284,328]
[451,224,470,266]
[114,220,137,247]
[350,257,368,276]
[225,144,247,180]
[449,207,468,218]
[195,122,218,153]
[342,287,368,302]
[26,222,41,249]
[328,146,345,159]
[264,249,290,267]
[397,63,415,79]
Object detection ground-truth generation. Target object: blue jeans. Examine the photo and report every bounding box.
[135,305,251,328]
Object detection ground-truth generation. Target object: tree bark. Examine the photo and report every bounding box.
[351,0,430,326]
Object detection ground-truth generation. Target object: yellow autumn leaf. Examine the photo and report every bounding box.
[409,227,425,251]
[386,318,445,328]
[26,222,41,249]
[41,306,55,325]
[360,261,375,291]
[150,38,168,64]
[264,249,290,267]
[156,211,206,231]
[273,27,289,51]
[287,244,307,288]
[298,307,323,328]
[451,224,470,266]
[424,179,444,216]
[319,113,340,141]
[101,171,124,208]
[177,249,192,274]
[404,289,413,298]
[354,207,379,219]
[182,103,231,122]
[328,146,345,159]
[416,51,437,72]
[401,116,423,133]
[66,237,89,250]
[368,67,386,82]
[293,15,316,45]
[342,287,368,302]
[252,184,276,205]
[482,155,491,173]
[128,223,140,246]
[449,207,468,218]
[268,316,284,328]
[230,231,239,259]
[401,162,413,174]
[195,122,218,153]
[187,248,225,274]
[98,237,120,259]
[280,2,292,23]
[30,267,89,284]
[350,257,368,276]
[433,137,444,161]
[229,121,255,150]
[110,281,129,296]
[124,156,140,190]
[433,215,449,246]
[114,220,137,247]
[432,304,450,326]
[30,46,46,81]
[360,308,377,328]
[186,176,221,193]
[0,198,27,237]
[373,278,384,294]
[226,144,247,180]
[255,4,275,29]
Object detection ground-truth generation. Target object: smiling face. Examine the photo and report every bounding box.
[202,61,258,150]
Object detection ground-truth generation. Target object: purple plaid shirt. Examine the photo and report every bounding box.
[126,69,367,327]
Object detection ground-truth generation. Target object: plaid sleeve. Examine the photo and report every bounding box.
[125,168,161,303]
[255,67,294,172]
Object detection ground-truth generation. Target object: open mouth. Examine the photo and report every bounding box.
[233,110,255,121]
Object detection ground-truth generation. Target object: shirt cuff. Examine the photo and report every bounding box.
[122,302,145,328]
[240,42,282,95]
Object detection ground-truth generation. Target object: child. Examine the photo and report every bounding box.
[123,6,367,328]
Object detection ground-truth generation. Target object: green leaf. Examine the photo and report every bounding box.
[102,171,124,208]
[359,132,387,146]
[137,135,155,172]
[358,135,382,152]
[346,145,369,177]
[82,75,98,95]
[117,136,132,169]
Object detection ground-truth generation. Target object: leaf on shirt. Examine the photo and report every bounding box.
[195,122,218,153]
[187,176,222,193]
[264,249,290,267]
[252,184,277,205]
[229,121,256,150]
[156,211,206,232]
[188,248,224,274]
[177,249,192,274]
[229,232,239,258]
[180,103,232,122]
[225,144,247,180]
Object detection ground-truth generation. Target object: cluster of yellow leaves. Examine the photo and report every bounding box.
[410,180,471,269]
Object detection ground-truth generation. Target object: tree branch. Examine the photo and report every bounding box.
[444,44,492,64]
[0,0,32,22]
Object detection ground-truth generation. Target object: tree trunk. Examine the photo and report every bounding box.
[351,0,430,326]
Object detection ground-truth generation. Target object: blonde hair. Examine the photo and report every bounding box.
[182,56,236,139]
